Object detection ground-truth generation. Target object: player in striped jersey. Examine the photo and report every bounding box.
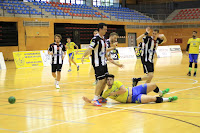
[133,27,167,87]
[48,34,66,89]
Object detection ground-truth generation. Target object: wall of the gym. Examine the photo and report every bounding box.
[0,17,200,60]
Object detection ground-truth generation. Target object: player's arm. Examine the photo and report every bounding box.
[82,47,92,63]
[186,39,190,55]
[74,43,79,54]
[108,58,124,68]
[62,45,67,60]
[158,34,167,44]
[106,42,117,53]
[48,45,53,55]
[136,27,151,42]
[109,85,127,96]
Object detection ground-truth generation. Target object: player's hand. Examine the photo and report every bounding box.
[81,56,84,64]
[146,27,151,33]
[186,51,189,56]
[118,64,124,68]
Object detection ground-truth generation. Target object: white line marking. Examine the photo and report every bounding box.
[22,104,144,133]
[115,107,200,114]
[22,83,200,132]
[0,79,92,94]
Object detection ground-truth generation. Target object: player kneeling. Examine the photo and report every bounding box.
[83,74,177,105]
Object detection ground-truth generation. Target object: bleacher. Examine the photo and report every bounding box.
[31,1,109,18]
[95,5,151,20]
[0,0,151,21]
[173,8,200,20]
[0,0,43,15]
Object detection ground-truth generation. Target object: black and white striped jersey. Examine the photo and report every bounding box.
[139,36,163,63]
[89,34,107,67]
[48,42,66,64]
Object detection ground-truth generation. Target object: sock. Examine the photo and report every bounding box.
[189,67,192,72]
[76,64,79,67]
[69,67,71,70]
[154,87,163,96]
[56,81,59,85]
[163,98,169,102]
[194,64,197,72]
[137,78,142,81]
[93,95,99,100]
[189,62,192,72]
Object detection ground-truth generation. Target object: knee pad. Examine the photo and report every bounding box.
[195,63,197,68]
[156,97,163,103]
[189,62,193,67]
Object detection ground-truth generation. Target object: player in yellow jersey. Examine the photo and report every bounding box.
[83,74,178,106]
[66,37,79,72]
[186,31,200,77]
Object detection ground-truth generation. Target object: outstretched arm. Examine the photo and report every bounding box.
[137,27,151,42]
[81,47,92,63]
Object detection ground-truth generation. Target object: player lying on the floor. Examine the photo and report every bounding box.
[83,74,178,106]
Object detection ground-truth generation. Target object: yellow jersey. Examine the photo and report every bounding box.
[66,42,76,54]
[102,81,129,103]
[188,38,200,54]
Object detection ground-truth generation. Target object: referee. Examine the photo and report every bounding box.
[48,34,66,89]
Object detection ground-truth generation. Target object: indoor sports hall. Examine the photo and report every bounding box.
[0,0,200,133]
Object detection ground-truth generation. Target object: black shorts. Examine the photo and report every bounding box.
[94,65,109,80]
[141,56,154,74]
[51,64,63,72]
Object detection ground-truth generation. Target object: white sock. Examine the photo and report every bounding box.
[158,90,163,96]
[77,64,79,67]
[56,81,59,85]
[163,98,169,102]
[69,67,71,69]
[93,95,99,100]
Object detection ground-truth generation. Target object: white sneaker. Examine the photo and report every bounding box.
[56,84,60,89]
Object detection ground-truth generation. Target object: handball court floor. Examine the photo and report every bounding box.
[0,53,200,133]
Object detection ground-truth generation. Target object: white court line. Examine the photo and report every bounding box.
[0,79,92,94]
[22,104,144,133]
[112,107,200,114]
[31,89,94,94]
[22,84,200,133]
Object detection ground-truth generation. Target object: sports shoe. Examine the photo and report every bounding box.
[193,72,196,77]
[77,65,79,71]
[68,69,72,72]
[56,84,60,89]
[187,71,191,76]
[132,78,139,87]
[160,88,170,97]
[168,96,178,102]
[98,97,107,103]
[91,100,102,106]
